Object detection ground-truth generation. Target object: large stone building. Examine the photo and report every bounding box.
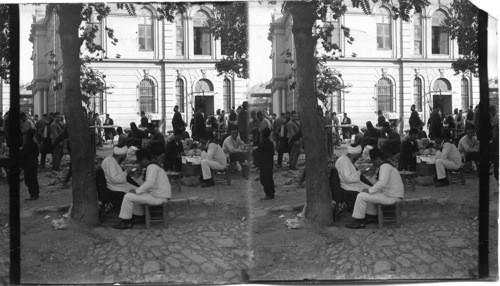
[29,4,248,130]
[267,0,480,130]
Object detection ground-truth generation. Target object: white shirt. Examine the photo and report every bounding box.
[335,155,369,192]
[436,142,462,166]
[203,142,227,167]
[136,164,171,199]
[369,163,404,199]
[222,135,244,155]
[101,155,136,193]
[458,135,479,156]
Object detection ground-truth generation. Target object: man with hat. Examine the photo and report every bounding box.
[101,146,137,194]
[335,145,372,193]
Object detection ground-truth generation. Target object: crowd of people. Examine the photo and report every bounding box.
[0,99,498,229]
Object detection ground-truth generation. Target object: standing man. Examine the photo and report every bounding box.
[341,112,352,140]
[35,114,48,145]
[103,113,116,142]
[428,106,443,140]
[140,110,149,128]
[381,122,401,158]
[22,129,40,200]
[172,105,186,132]
[39,114,53,168]
[21,112,35,141]
[50,115,65,171]
[192,105,206,141]
[276,112,290,168]
[273,113,285,151]
[237,101,250,143]
[255,127,275,200]
[287,111,301,170]
[409,104,423,130]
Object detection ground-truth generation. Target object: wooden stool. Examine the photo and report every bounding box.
[377,201,402,229]
[399,170,416,192]
[144,201,169,229]
[212,168,231,186]
[447,166,466,185]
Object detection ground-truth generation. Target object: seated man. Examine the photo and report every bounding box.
[200,129,227,187]
[434,135,463,187]
[350,126,364,147]
[164,129,185,172]
[114,148,171,229]
[101,146,139,209]
[146,123,166,157]
[458,126,480,168]
[345,147,404,229]
[222,127,247,170]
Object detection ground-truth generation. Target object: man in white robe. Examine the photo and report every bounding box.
[335,145,371,192]
[101,146,136,193]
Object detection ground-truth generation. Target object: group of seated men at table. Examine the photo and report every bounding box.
[330,144,404,229]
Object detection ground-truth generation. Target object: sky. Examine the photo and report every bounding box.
[17,1,500,87]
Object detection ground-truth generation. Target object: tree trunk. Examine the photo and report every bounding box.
[58,4,100,226]
[290,3,333,225]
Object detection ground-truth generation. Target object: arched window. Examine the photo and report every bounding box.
[376,7,392,49]
[139,78,155,113]
[461,78,469,111]
[432,78,451,92]
[413,77,423,112]
[194,79,214,93]
[138,8,153,51]
[175,13,184,56]
[175,78,184,112]
[223,78,231,111]
[377,76,393,112]
[330,89,342,114]
[193,10,211,55]
[432,10,449,54]
[414,13,422,55]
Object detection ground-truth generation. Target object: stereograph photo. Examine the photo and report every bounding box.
[0,0,498,284]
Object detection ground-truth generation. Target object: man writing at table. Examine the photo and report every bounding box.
[457,125,480,169]
[434,135,462,187]
[223,127,247,170]
[113,148,171,229]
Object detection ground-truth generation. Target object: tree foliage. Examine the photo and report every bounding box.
[207,2,248,79]
[445,0,478,76]
[0,5,10,81]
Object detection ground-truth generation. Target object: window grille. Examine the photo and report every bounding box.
[376,77,393,112]
[414,13,422,55]
[175,14,184,56]
[139,78,155,113]
[175,78,184,112]
[461,78,469,111]
[413,77,423,111]
[223,79,231,111]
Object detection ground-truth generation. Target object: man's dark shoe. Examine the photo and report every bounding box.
[25,196,39,201]
[365,214,378,224]
[201,179,215,188]
[132,215,146,224]
[435,179,449,187]
[113,219,133,229]
[260,196,274,200]
[345,219,366,229]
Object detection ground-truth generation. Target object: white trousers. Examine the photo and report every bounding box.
[435,159,460,179]
[352,192,400,219]
[201,159,226,180]
[118,193,167,220]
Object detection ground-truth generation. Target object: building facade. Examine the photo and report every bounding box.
[0,79,9,115]
[30,4,248,130]
[268,0,479,130]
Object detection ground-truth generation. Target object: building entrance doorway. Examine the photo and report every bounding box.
[195,96,214,116]
[433,94,452,115]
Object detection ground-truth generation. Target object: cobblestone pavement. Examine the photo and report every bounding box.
[84,217,251,284]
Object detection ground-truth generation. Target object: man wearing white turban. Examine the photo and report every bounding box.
[101,146,137,193]
[335,145,372,193]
